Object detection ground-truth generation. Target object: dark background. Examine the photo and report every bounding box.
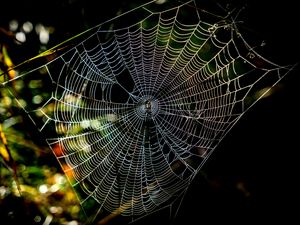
[1,0,299,224]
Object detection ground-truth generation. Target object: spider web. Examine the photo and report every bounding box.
[1,0,296,224]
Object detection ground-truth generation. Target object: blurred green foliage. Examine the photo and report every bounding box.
[0,12,84,225]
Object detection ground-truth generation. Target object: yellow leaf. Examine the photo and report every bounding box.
[2,46,13,67]
[1,45,16,79]
[0,124,10,162]
[0,124,8,145]
[0,146,10,162]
